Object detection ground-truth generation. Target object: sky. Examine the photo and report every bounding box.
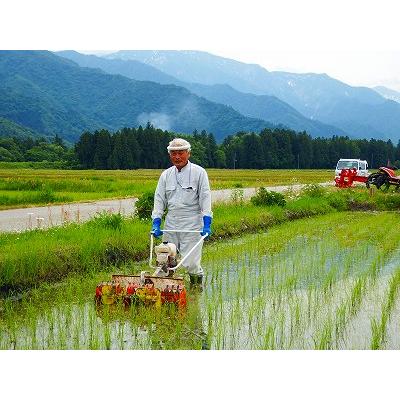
[2,0,400,90]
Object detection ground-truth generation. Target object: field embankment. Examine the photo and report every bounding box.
[2,207,400,349]
[1,185,400,293]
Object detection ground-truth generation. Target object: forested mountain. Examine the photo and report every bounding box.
[58,51,346,138]
[183,83,347,137]
[106,50,400,142]
[0,51,272,142]
[57,51,181,85]
[106,50,271,91]
[0,117,46,139]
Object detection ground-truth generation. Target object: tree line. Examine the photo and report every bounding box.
[73,124,400,169]
[0,135,74,163]
[2,124,400,169]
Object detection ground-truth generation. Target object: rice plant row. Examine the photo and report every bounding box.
[1,211,400,349]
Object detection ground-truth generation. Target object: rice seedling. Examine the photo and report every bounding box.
[370,267,400,349]
[2,209,400,349]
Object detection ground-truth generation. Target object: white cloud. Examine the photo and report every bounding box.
[136,112,172,131]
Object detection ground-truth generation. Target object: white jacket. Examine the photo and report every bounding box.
[151,161,212,220]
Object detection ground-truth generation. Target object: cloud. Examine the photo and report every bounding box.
[136,112,172,131]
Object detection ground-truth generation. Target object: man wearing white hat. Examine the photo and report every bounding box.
[151,138,212,288]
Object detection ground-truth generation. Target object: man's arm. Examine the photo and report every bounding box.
[198,169,212,217]
[151,173,167,219]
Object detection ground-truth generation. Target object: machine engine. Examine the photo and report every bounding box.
[154,241,178,275]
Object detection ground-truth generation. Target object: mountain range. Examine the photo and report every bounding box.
[106,50,400,142]
[373,86,400,104]
[1,49,400,143]
[58,51,345,138]
[0,51,273,142]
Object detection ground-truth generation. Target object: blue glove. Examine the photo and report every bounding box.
[201,215,212,237]
[151,218,163,238]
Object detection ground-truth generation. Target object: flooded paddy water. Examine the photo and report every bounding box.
[1,211,400,350]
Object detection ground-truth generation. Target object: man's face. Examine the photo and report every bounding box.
[169,150,190,170]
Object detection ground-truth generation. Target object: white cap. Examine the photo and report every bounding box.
[167,138,191,152]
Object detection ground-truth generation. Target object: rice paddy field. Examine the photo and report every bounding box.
[2,211,400,350]
[0,168,333,209]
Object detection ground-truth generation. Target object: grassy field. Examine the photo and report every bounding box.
[1,184,400,292]
[0,190,330,291]
[0,168,333,209]
[2,182,400,349]
[1,211,400,349]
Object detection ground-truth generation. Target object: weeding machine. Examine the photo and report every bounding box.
[95,230,207,308]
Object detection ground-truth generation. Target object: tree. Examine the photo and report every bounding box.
[0,147,17,161]
[52,134,66,149]
[108,133,124,169]
[274,130,294,168]
[215,149,226,168]
[190,140,207,165]
[25,143,65,161]
[221,135,242,169]
[312,138,330,168]
[0,138,23,161]
[75,131,95,168]
[240,133,264,169]
[93,129,112,169]
[260,130,279,168]
[293,132,313,168]
[206,132,218,168]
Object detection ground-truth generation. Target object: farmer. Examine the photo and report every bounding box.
[151,138,212,288]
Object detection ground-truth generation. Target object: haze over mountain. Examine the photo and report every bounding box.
[0,51,273,142]
[57,51,181,86]
[106,50,400,142]
[58,51,346,138]
[183,82,346,137]
[373,86,400,104]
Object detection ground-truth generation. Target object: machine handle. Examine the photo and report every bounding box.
[169,233,208,271]
[149,231,208,276]
[149,233,154,267]
[150,229,203,234]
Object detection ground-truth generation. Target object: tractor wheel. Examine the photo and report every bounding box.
[366,173,382,189]
[377,174,390,191]
[368,173,388,190]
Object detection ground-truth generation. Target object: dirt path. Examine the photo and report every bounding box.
[0,182,332,233]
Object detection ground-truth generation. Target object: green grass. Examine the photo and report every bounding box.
[0,189,338,291]
[1,185,400,349]
[0,168,333,208]
[2,186,400,291]
[0,161,68,169]
[2,211,400,349]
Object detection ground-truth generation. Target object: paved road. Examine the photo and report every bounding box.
[0,182,332,233]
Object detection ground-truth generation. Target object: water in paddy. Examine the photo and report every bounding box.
[1,212,400,349]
